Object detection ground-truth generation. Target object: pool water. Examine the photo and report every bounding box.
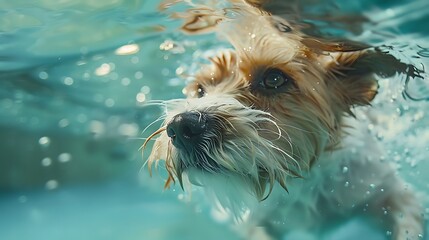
[0,0,429,239]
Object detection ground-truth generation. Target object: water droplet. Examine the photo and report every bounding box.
[59,118,70,128]
[63,77,74,85]
[105,98,115,107]
[77,114,87,123]
[134,71,144,79]
[162,68,170,76]
[38,71,49,80]
[115,44,140,55]
[386,231,392,236]
[95,63,111,76]
[342,166,348,173]
[376,132,384,141]
[176,66,185,75]
[41,157,52,167]
[159,40,185,54]
[121,77,131,86]
[136,93,146,103]
[140,86,151,94]
[418,234,424,239]
[131,56,139,64]
[38,136,50,147]
[160,40,174,50]
[58,153,72,163]
[45,180,59,190]
[370,183,376,189]
[344,181,350,187]
[177,194,184,200]
[83,72,90,80]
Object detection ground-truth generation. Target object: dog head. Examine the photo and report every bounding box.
[145,0,412,212]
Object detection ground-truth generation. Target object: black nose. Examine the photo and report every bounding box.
[166,112,207,150]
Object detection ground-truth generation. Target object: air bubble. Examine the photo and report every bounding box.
[105,98,115,107]
[162,68,170,76]
[59,119,70,128]
[58,153,72,163]
[121,77,131,86]
[45,180,59,190]
[95,63,111,76]
[140,86,150,94]
[136,93,146,103]
[115,44,140,55]
[376,132,384,141]
[77,114,87,123]
[63,77,74,85]
[134,71,143,79]
[38,71,49,80]
[159,40,185,54]
[38,136,50,147]
[177,194,184,200]
[342,167,348,173]
[131,56,139,64]
[176,66,185,75]
[41,157,52,167]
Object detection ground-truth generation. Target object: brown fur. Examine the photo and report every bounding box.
[144,1,424,239]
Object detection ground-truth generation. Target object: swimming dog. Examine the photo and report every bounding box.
[145,0,424,239]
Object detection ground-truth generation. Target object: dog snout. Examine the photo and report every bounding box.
[166,112,207,150]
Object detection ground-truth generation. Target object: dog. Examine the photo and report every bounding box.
[144,0,425,239]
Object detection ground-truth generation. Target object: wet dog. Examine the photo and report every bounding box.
[145,0,424,239]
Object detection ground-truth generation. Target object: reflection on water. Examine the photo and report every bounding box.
[0,0,429,239]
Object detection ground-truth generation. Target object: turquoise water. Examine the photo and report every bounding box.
[1,0,429,239]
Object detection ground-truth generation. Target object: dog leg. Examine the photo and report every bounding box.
[384,184,424,240]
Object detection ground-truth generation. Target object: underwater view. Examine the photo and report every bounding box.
[1,0,429,239]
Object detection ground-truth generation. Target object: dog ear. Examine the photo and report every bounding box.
[311,41,416,106]
[165,7,225,34]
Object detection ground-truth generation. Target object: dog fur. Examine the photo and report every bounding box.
[145,1,425,239]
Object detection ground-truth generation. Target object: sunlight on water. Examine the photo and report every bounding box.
[0,0,429,240]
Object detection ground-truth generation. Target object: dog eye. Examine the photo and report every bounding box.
[197,84,206,98]
[261,69,289,89]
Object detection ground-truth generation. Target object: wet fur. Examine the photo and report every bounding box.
[145,0,424,239]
